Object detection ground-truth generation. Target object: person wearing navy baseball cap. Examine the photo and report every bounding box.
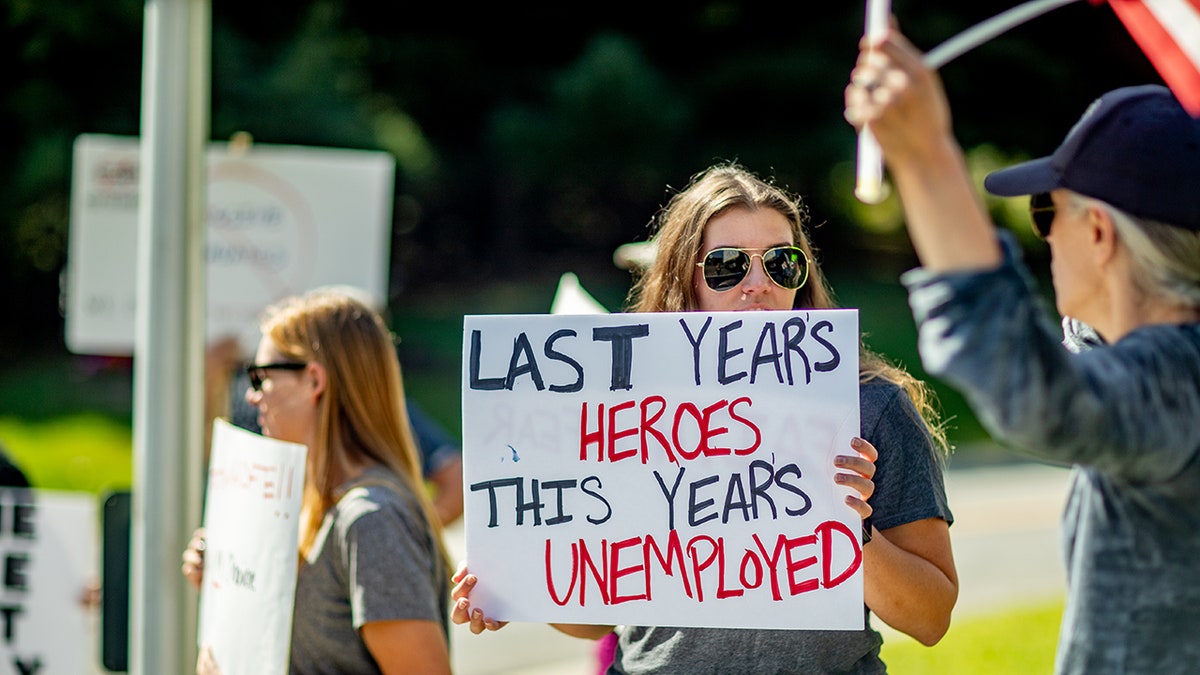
[847,28,1200,675]
[984,84,1200,232]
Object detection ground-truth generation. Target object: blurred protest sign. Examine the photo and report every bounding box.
[64,134,395,356]
[550,272,609,315]
[461,310,863,629]
[0,489,98,675]
[197,420,306,675]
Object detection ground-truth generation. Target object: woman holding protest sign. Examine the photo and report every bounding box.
[182,289,451,674]
[452,163,957,673]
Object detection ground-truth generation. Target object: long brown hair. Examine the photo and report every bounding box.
[627,162,949,453]
[260,290,450,566]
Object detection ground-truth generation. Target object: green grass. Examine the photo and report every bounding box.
[881,599,1064,674]
[0,413,132,494]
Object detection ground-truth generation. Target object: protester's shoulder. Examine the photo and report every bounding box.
[859,378,909,419]
[859,377,938,456]
[1118,322,1200,360]
[1083,323,1200,388]
[335,466,418,523]
[902,231,1037,306]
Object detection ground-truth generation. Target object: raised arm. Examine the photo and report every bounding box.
[845,30,1002,273]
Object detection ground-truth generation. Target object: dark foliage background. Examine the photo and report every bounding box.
[0,0,1162,443]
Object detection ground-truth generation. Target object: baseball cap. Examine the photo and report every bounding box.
[984,85,1200,231]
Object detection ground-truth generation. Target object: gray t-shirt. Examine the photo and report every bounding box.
[610,380,952,675]
[903,234,1200,674]
[290,466,448,675]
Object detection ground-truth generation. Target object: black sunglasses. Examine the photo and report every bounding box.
[245,362,307,391]
[696,245,810,292]
[1029,193,1055,238]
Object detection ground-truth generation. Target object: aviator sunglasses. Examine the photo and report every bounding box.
[696,245,810,292]
[245,362,307,391]
[1029,192,1055,238]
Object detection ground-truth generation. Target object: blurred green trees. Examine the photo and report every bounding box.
[0,0,1162,443]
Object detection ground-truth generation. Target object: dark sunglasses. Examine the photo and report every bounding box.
[1029,193,1055,238]
[245,362,307,391]
[696,245,810,292]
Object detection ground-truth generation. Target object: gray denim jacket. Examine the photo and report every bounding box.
[902,234,1200,674]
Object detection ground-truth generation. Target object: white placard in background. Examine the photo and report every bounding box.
[198,420,306,675]
[65,134,395,356]
[0,489,98,675]
[461,309,863,630]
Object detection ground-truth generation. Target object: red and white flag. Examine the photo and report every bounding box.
[1100,0,1200,116]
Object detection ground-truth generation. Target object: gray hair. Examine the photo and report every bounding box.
[1069,192,1200,310]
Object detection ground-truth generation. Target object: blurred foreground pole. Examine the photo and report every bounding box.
[130,0,209,673]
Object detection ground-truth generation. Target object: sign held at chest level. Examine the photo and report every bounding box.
[462,310,863,630]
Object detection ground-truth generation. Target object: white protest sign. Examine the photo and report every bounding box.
[0,489,98,675]
[198,420,306,675]
[65,133,395,355]
[461,309,862,630]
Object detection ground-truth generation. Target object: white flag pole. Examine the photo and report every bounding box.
[924,0,1083,69]
[854,0,1083,205]
[854,0,891,204]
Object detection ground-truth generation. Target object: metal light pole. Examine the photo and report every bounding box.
[129,0,209,672]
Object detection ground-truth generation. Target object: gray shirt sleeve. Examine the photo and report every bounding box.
[860,380,952,531]
[901,233,1200,482]
[290,470,448,675]
[338,483,445,628]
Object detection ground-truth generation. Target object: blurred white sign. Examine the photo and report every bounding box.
[0,489,98,675]
[65,134,395,356]
[198,419,306,675]
[550,273,609,315]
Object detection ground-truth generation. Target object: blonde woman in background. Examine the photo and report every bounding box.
[184,289,451,674]
[453,163,957,674]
